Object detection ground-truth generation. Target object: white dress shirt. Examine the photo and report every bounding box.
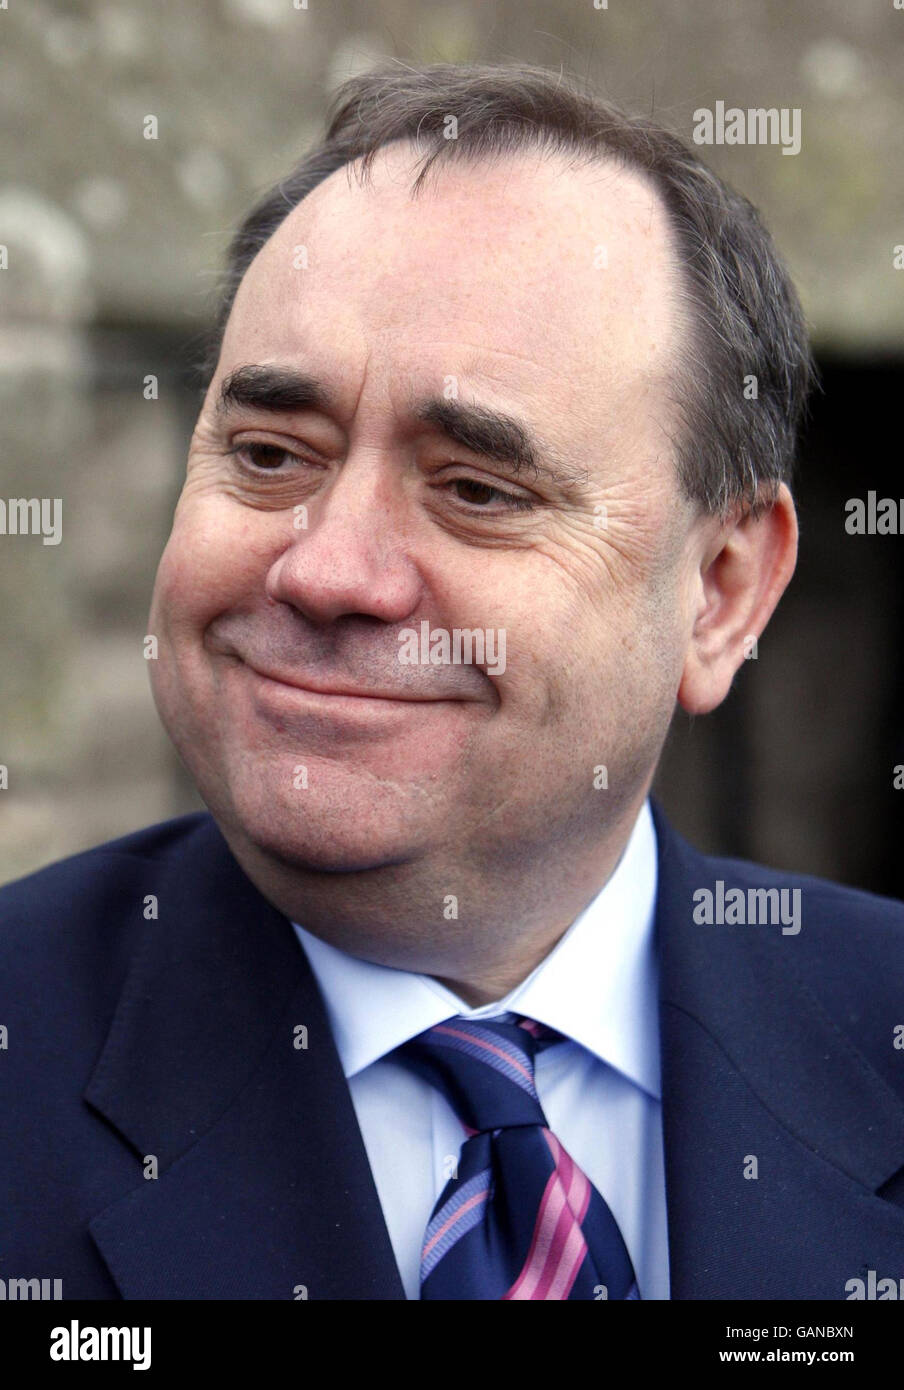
[292,797,669,1299]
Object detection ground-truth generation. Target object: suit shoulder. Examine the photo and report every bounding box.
[694,846,904,1066]
[0,812,213,951]
[653,800,904,936]
[699,846,904,938]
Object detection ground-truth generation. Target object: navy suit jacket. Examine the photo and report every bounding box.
[1,803,903,1300]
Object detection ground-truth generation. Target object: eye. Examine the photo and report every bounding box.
[229,442,304,472]
[448,478,536,512]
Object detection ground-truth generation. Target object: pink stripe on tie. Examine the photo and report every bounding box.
[422,1188,489,1260]
[531,1138,591,1300]
[547,1222,590,1300]
[432,1024,534,1085]
[503,1171,565,1300]
[503,1130,591,1300]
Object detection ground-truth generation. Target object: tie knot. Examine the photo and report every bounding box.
[396,1013,561,1134]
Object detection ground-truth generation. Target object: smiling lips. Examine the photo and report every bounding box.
[243,661,461,703]
[207,616,483,705]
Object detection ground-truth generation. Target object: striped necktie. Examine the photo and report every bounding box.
[396,1011,639,1299]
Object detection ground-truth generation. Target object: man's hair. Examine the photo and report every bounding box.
[203,61,816,518]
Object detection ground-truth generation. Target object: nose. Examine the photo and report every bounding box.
[264,449,424,625]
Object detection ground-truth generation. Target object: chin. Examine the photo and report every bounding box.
[209,774,422,876]
[265,831,412,875]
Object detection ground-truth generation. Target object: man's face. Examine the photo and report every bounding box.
[149,144,702,881]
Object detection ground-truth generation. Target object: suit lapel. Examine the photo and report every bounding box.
[85,816,405,1300]
[651,801,904,1298]
[86,805,904,1300]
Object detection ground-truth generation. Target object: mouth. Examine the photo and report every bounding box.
[240,660,463,706]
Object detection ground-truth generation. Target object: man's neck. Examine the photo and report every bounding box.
[220,793,649,1000]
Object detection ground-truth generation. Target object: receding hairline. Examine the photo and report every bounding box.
[202,61,816,519]
[270,130,683,259]
[229,133,695,440]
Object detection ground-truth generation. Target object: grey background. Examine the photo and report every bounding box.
[1,0,902,892]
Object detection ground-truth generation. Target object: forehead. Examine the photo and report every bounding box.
[220,143,683,444]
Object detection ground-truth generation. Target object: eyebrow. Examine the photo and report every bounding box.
[413,398,589,491]
[216,365,331,417]
[215,364,590,492]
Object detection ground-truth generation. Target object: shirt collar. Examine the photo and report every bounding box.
[293,798,660,1098]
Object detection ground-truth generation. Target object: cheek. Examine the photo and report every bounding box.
[151,502,268,635]
[543,565,681,734]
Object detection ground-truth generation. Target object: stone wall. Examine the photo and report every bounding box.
[1,0,902,886]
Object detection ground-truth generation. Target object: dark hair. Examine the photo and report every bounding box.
[202,61,816,518]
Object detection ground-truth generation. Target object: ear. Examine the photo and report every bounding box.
[677,483,798,715]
